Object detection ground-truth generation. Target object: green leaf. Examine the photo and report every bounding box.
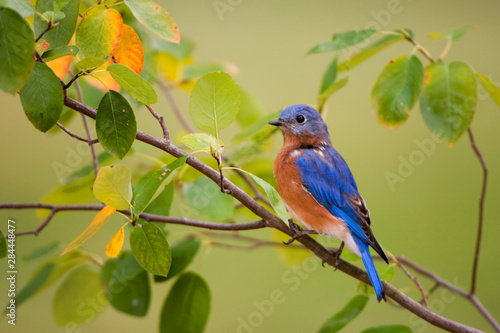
[320,57,338,94]
[34,0,80,50]
[476,73,500,108]
[96,90,137,159]
[245,170,288,223]
[75,5,123,59]
[53,265,107,326]
[150,34,194,60]
[189,72,241,136]
[0,0,35,18]
[183,177,234,220]
[234,110,281,142]
[42,174,95,206]
[10,262,56,310]
[132,156,188,215]
[62,151,114,185]
[0,8,35,94]
[318,77,348,109]
[144,182,174,216]
[20,62,64,132]
[371,54,424,127]
[419,61,477,144]
[23,241,59,261]
[361,325,412,333]
[166,237,201,280]
[124,0,179,43]
[159,272,211,333]
[0,230,5,258]
[130,222,172,277]
[237,87,266,127]
[181,133,224,153]
[338,29,413,72]
[154,236,202,282]
[428,25,476,41]
[317,294,369,333]
[102,251,150,316]
[183,62,237,80]
[42,45,79,62]
[379,264,395,283]
[107,63,158,105]
[75,56,106,72]
[93,165,133,210]
[14,251,87,308]
[308,29,378,54]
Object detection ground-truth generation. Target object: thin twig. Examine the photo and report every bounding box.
[73,77,99,179]
[157,79,196,133]
[35,22,55,43]
[14,209,57,236]
[228,163,272,207]
[400,29,435,63]
[64,72,82,90]
[397,261,429,308]
[467,128,488,296]
[146,105,170,140]
[56,123,98,144]
[397,256,469,297]
[438,39,452,62]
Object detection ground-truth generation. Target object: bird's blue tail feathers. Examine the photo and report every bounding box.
[354,236,386,302]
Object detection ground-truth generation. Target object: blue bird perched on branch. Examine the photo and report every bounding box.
[270,104,389,302]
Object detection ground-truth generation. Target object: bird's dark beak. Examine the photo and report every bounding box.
[268,119,283,127]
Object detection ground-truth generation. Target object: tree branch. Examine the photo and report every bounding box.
[145,104,170,140]
[58,95,491,332]
[400,29,435,63]
[0,203,266,236]
[467,128,488,296]
[56,122,99,144]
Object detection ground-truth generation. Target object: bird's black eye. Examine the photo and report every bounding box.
[296,115,305,124]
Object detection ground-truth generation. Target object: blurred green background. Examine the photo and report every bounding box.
[1,0,500,332]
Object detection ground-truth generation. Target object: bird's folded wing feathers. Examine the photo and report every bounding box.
[295,148,378,248]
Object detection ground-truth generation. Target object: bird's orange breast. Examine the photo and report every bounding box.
[274,147,348,239]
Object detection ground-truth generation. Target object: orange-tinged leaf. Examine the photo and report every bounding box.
[47,55,73,80]
[35,40,50,54]
[106,226,125,258]
[113,24,144,74]
[61,205,116,256]
[83,60,120,92]
[76,5,123,59]
[124,0,179,43]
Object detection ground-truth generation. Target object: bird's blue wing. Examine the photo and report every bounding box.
[295,148,377,247]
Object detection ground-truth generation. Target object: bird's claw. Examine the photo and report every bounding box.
[322,242,345,270]
[283,219,318,245]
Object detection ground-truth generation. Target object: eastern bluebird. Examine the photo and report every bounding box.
[269,104,389,302]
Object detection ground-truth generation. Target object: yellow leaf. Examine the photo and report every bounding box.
[155,53,194,83]
[93,165,133,210]
[106,226,124,258]
[113,24,144,74]
[271,229,310,267]
[61,205,116,256]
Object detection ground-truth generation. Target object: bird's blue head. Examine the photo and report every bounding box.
[269,104,331,147]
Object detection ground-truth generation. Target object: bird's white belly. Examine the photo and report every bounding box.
[286,204,362,257]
